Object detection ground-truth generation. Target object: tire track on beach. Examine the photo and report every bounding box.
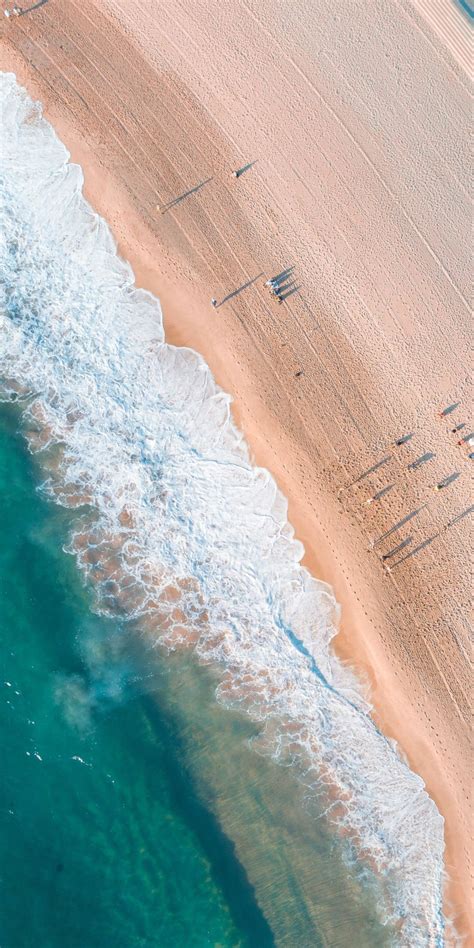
[333,439,470,679]
[48,4,372,457]
[111,6,405,445]
[156,0,462,362]
[19,11,370,488]
[150,0,468,398]
[16,15,352,461]
[405,0,472,78]
[291,463,468,742]
[238,0,471,313]
[195,0,470,303]
[316,46,470,203]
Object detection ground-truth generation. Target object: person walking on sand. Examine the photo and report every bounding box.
[211,298,217,308]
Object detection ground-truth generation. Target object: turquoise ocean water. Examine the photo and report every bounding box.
[0,73,451,945]
[0,404,266,947]
[0,404,389,947]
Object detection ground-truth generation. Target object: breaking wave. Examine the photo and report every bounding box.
[0,72,450,945]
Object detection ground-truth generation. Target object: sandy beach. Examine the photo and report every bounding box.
[1,0,471,937]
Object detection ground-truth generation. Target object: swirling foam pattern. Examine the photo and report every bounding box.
[0,72,450,946]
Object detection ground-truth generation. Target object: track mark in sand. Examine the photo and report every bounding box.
[317,47,470,204]
[16,28,161,200]
[164,0,460,344]
[388,573,470,726]
[66,0,374,454]
[396,0,472,88]
[107,0,466,411]
[152,32,433,410]
[166,4,466,388]
[406,0,472,77]
[20,15,344,461]
[239,0,470,312]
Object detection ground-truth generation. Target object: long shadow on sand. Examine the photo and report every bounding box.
[159,178,213,213]
[218,273,263,306]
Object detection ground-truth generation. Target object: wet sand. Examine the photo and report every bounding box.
[1,0,471,937]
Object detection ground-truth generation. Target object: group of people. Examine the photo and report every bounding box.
[364,408,471,510]
[393,419,467,494]
[264,276,285,305]
[3,1,49,18]
[437,407,473,483]
[3,4,22,16]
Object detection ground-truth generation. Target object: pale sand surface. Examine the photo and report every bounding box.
[1,0,472,936]
[409,0,472,76]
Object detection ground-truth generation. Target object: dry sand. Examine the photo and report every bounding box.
[1,0,472,937]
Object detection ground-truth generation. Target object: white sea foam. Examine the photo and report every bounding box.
[0,73,452,945]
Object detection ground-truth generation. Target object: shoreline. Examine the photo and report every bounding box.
[1,3,471,937]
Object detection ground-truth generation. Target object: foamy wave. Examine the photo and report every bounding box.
[0,72,451,946]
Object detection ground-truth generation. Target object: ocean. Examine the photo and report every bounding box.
[0,72,449,946]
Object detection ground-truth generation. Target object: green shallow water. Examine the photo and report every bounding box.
[0,406,269,948]
[0,404,392,947]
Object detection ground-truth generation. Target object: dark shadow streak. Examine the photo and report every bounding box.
[382,536,412,560]
[394,432,414,446]
[373,505,426,547]
[408,452,435,470]
[373,483,394,501]
[218,273,264,306]
[280,284,302,301]
[438,471,460,489]
[160,178,213,212]
[18,0,48,12]
[447,505,474,527]
[271,267,294,285]
[276,279,297,296]
[440,401,461,416]
[389,534,439,568]
[344,455,392,490]
[234,160,258,177]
